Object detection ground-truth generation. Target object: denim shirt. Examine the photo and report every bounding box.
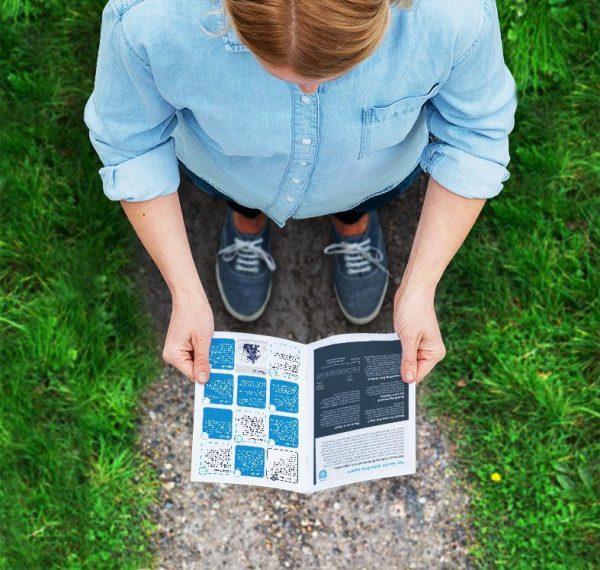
[84,0,517,227]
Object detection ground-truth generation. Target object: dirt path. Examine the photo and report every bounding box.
[136,174,472,569]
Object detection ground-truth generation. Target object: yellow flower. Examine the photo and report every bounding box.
[491,472,502,482]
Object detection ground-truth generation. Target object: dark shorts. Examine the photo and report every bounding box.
[177,159,422,216]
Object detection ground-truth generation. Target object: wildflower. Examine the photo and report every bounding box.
[491,472,502,482]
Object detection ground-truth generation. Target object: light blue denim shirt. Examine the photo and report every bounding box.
[84,0,517,227]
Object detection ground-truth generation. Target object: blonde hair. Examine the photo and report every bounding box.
[217,0,413,79]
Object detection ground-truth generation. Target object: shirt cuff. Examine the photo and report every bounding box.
[420,142,510,199]
[98,138,180,202]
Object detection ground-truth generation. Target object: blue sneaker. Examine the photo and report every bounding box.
[323,211,390,324]
[216,208,276,322]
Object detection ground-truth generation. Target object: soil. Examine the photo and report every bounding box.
[135,172,473,569]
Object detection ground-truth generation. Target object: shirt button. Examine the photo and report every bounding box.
[286,195,294,203]
[300,161,308,166]
[301,137,312,145]
[291,177,301,184]
[301,95,311,104]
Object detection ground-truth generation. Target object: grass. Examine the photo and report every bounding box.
[1,0,598,568]
[424,0,599,567]
[1,1,160,567]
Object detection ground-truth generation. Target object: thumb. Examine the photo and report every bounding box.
[192,334,212,384]
[400,334,419,384]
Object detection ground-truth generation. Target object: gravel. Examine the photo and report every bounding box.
[135,173,473,569]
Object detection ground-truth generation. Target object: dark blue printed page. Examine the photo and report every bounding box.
[190,332,311,492]
[309,333,416,492]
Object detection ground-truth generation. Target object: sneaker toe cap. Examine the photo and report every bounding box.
[217,261,272,318]
[335,272,388,320]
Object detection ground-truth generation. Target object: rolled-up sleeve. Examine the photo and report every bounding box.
[83,1,179,202]
[420,0,518,199]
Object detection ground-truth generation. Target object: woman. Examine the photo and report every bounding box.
[84,0,517,386]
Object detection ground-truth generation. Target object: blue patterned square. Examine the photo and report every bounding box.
[269,415,299,448]
[234,445,265,477]
[204,373,234,405]
[202,408,232,440]
[237,375,266,409]
[270,379,299,413]
[209,338,235,370]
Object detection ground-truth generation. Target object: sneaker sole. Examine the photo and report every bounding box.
[215,262,271,322]
[333,275,389,325]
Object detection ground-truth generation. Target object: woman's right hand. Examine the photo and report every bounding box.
[162,290,215,384]
[119,193,215,384]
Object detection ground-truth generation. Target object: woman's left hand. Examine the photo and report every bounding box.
[393,287,446,384]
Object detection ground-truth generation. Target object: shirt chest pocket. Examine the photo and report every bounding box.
[358,83,443,159]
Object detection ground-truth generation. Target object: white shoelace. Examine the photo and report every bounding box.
[218,237,276,274]
[323,237,390,276]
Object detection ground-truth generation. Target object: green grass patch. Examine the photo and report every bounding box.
[425,1,599,567]
[1,1,160,567]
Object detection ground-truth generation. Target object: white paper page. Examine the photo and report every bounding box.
[190,332,311,492]
[307,333,416,492]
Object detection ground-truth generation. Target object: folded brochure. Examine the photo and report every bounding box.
[191,331,415,493]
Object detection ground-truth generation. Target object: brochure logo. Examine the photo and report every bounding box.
[318,469,327,481]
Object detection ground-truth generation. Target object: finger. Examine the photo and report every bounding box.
[192,333,212,384]
[415,357,438,383]
[415,345,446,383]
[399,334,420,384]
[163,348,195,382]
